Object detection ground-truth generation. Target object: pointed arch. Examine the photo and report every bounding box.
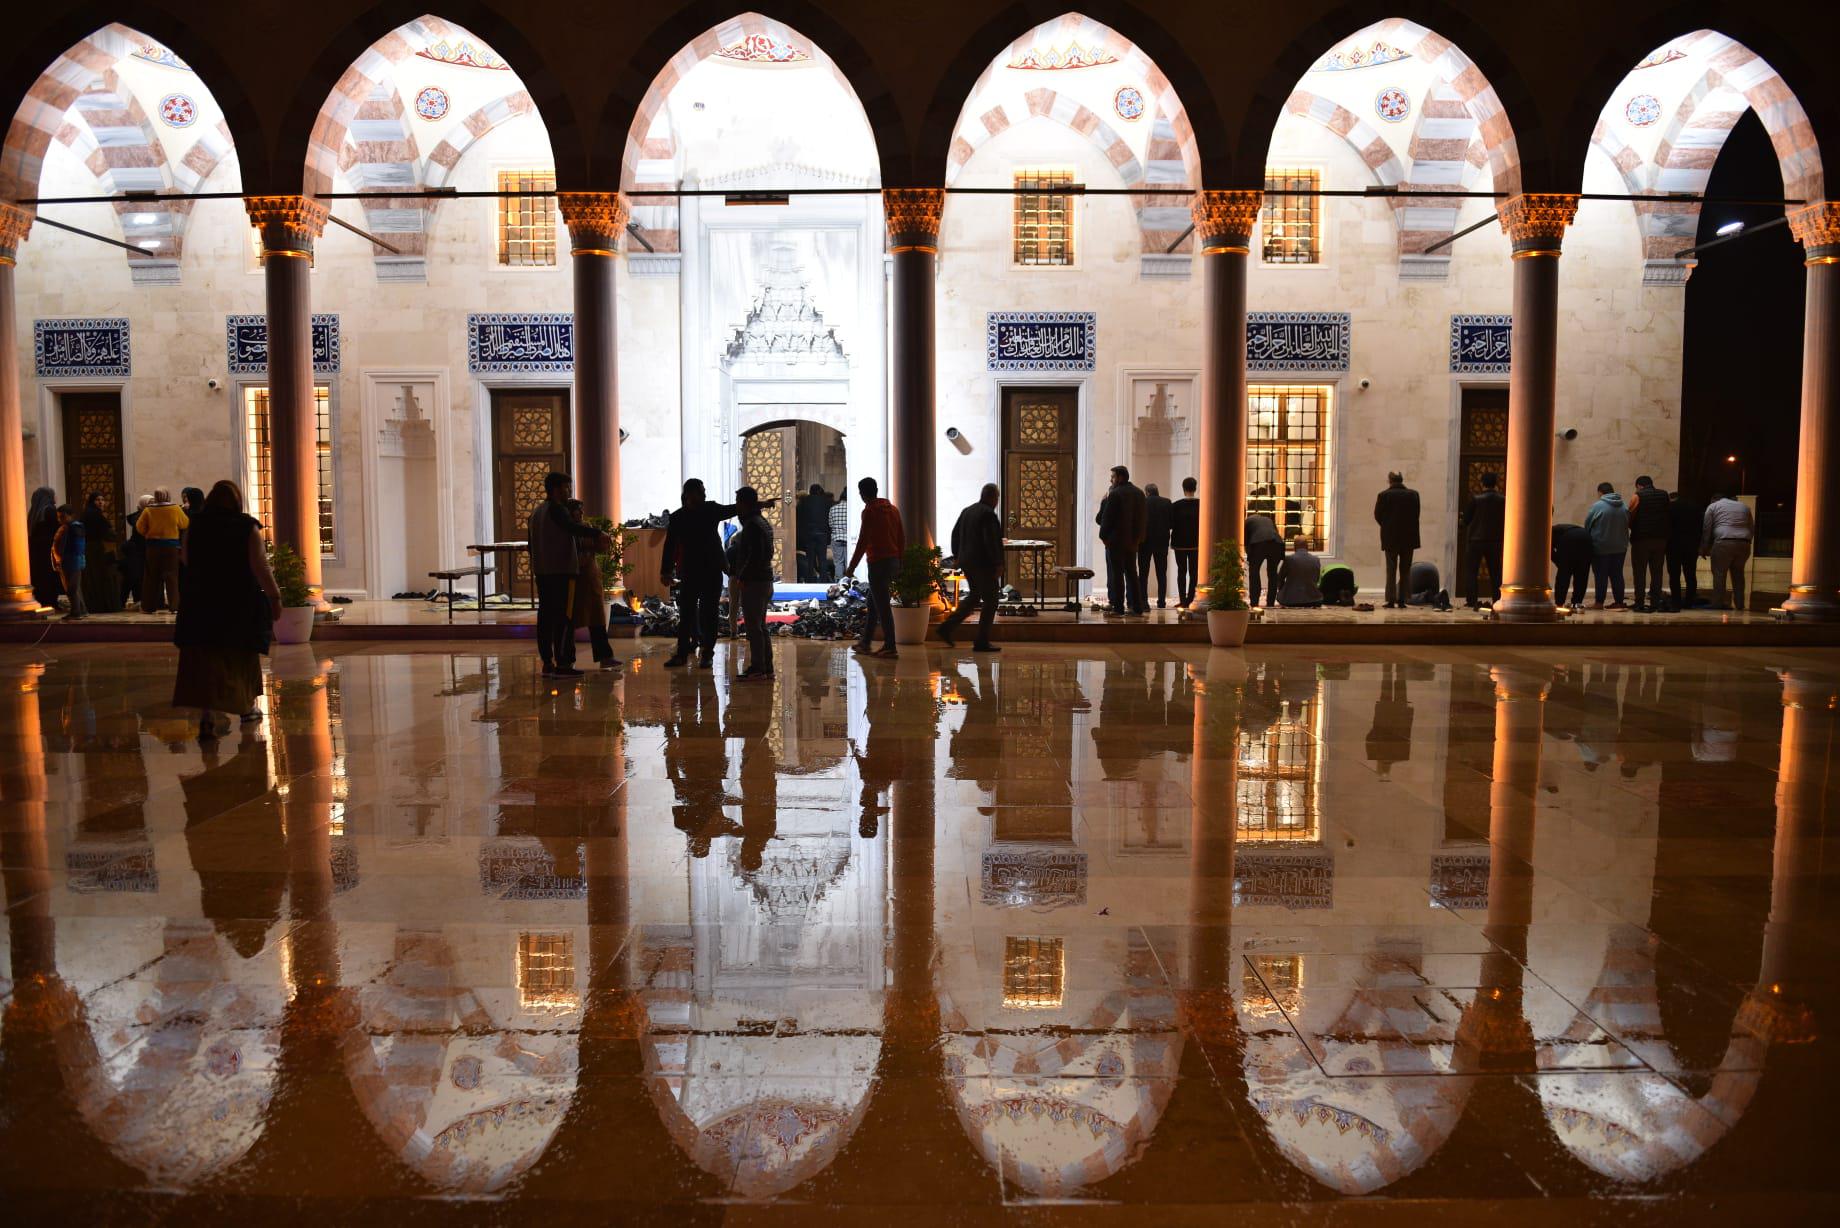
[2,23,241,281]
[303,15,559,281]
[1584,30,1825,284]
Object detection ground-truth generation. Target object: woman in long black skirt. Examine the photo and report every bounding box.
[173,480,282,740]
[27,486,60,609]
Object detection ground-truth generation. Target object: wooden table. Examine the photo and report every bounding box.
[469,542,534,608]
[1002,539,1053,607]
[621,526,670,605]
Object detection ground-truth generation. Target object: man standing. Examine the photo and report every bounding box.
[941,483,1003,652]
[1667,489,1704,608]
[796,483,831,582]
[847,477,905,658]
[138,486,188,614]
[51,505,86,621]
[730,487,776,680]
[1700,491,1755,611]
[527,471,612,678]
[1096,465,1148,616]
[1459,471,1506,607]
[1552,521,1594,609]
[1373,472,1420,609]
[1170,477,1200,607]
[1244,508,1282,608]
[1627,475,1671,612]
[1139,483,1173,609]
[662,478,746,669]
[1584,482,1630,609]
[827,489,849,582]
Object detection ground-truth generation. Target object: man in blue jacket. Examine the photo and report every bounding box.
[1584,482,1630,609]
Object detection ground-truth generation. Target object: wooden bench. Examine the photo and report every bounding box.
[1054,565,1095,617]
[428,566,493,622]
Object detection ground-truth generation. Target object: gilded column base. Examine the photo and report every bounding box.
[1491,584,1558,623]
[1778,584,1840,622]
[0,583,50,619]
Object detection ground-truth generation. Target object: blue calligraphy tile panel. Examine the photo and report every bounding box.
[986,311,1096,371]
[1450,313,1512,373]
[34,318,130,377]
[226,314,341,374]
[1246,312,1350,371]
[469,312,575,373]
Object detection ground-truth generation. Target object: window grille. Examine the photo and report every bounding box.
[1246,384,1330,551]
[1002,935,1066,1009]
[1236,694,1322,840]
[244,384,335,558]
[1262,167,1321,264]
[1013,168,1075,266]
[498,169,557,266]
[517,932,578,1010]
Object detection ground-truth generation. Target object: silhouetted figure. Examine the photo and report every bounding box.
[1373,471,1420,609]
[172,480,281,739]
[941,483,1003,652]
[1171,477,1200,608]
[1628,475,1670,612]
[1460,471,1505,606]
[663,478,745,668]
[1096,465,1147,615]
[1139,482,1172,609]
[847,476,905,658]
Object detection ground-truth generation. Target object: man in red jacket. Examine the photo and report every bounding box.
[846,476,905,658]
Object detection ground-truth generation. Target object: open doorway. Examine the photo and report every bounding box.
[739,420,847,585]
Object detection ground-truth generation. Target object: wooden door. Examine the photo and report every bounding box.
[61,393,126,524]
[1454,388,1508,595]
[1001,388,1078,597]
[490,390,570,594]
[740,425,795,580]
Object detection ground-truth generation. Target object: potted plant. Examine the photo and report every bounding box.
[589,517,641,638]
[268,542,315,644]
[889,544,947,645]
[1204,539,1251,647]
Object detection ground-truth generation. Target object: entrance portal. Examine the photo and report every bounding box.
[489,389,570,595]
[1000,387,1078,598]
[1455,387,1508,599]
[60,392,127,522]
[740,420,847,583]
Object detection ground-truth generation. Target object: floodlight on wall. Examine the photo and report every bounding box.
[1558,428,1579,441]
[1716,220,1746,237]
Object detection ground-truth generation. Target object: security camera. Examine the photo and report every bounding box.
[1558,427,1579,441]
[1357,377,1371,391]
[945,427,960,441]
[206,378,221,391]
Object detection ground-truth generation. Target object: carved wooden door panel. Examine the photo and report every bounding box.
[1000,388,1078,596]
[60,393,126,525]
[1455,387,1508,593]
[741,425,795,580]
[490,390,570,594]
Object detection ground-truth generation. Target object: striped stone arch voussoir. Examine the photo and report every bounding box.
[2,23,158,208]
[619,11,864,193]
[1364,17,1521,200]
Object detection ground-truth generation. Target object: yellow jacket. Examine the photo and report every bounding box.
[138,503,188,541]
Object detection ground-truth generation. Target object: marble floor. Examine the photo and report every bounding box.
[0,638,1834,1223]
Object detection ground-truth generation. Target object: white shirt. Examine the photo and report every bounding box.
[1700,498,1753,550]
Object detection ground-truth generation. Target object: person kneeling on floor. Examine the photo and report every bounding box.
[1276,540,1323,608]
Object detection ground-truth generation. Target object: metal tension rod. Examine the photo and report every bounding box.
[1420,213,1502,255]
[324,211,401,255]
[32,214,154,256]
[1675,214,1791,259]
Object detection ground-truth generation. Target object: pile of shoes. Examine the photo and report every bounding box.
[779,580,870,640]
[638,596,679,638]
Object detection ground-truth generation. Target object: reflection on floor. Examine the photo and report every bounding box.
[0,640,1834,1217]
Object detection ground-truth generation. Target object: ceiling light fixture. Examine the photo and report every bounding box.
[136,238,161,249]
[126,211,159,224]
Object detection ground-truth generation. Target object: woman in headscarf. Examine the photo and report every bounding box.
[27,486,60,609]
[172,480,281,740]
[79,492,123,614]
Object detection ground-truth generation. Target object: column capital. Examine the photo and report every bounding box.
[883,188,944,251]
[1191,190,1262,251]
[1490,665,1554,701]
[558,191,630,256]
[1788,200,1840,263]
[0,201,31,262]
[1498,193,1579,256]
[244,195,328,258]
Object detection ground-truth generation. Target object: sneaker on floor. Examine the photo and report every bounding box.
[973,642,1000,653]
[851,642,876,655]
[873,647,898,659]
[663,653,689,668]
[553,666,585,677]
[1607,601,1628,610]
[600,659,622,671]
[698,653,715,669]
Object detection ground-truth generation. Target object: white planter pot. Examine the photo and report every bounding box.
[1206,609,1250,648]
[274,605,315,645]
[890,604,932,645]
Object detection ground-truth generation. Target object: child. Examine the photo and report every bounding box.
[51,504,87,620]
[566,500,621,672]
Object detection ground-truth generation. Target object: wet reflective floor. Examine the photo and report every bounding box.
[1,640,1835,1222]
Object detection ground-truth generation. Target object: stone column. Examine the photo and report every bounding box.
[1191,191,1261,597]
[884,189,944,547]
[559,193,629,519]
[1182,651,1241,1048]
[1782,203,1840,620]
[245,196,330,602]
[0,205,39,617]
[1493,194,1579,623]
[1454,665,1549,1069]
